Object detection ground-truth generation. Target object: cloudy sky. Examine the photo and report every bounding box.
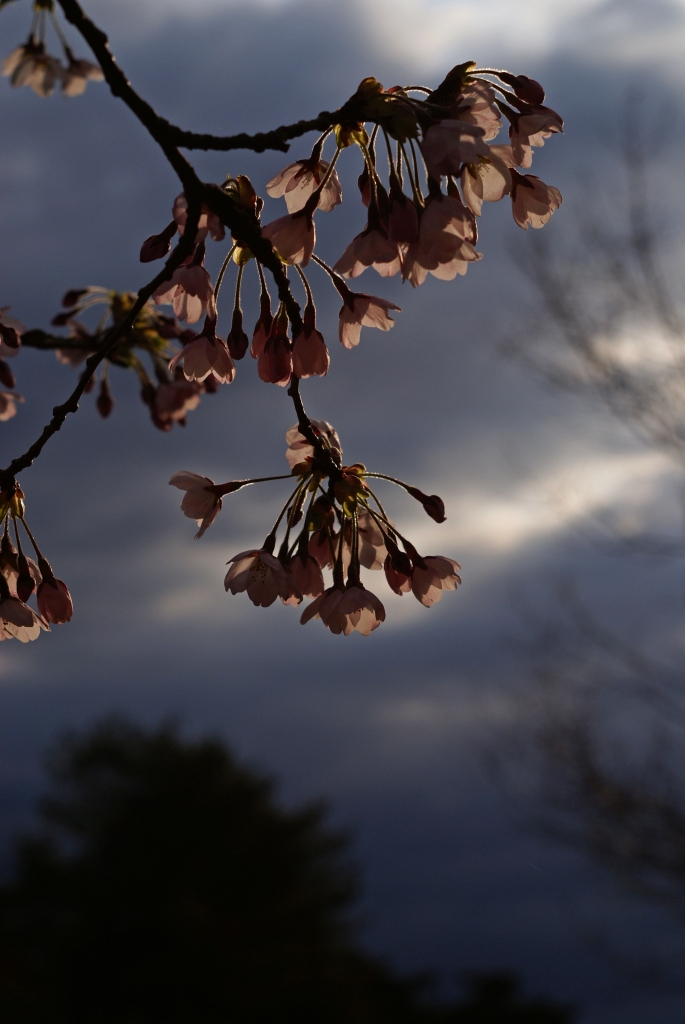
[2,0,685,1020]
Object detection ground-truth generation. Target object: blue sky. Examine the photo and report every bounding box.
[2,1,685,1020]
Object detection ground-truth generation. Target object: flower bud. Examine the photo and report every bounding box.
[96,378,114,418]
[405,486,446,523]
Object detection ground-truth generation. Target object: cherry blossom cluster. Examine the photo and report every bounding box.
[0,0,565,640]
[171,421,460,637]
[2,0,102,97]
[25,287,220,431]
[0,482,72,643]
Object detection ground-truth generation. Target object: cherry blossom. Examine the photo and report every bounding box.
[338,293,401,349]
[0,390,23,422]
[511,172,562,229]
[262,213,315,266]
[266,159,342,213]
[36,576,73,624]
[289,553,325,599]
[0,594,46,642]
[61,56,104,97]
[152,378,202,428]
[172,192,225,244]
[2,40,63,97]
[285,421,342,473]
[357,511,387,570]
[258,330,292,387]
[169,470,222,538]
[301,583,385,636]
[292,327,329,379]
[420,120,489,181]
[168,316,235,384]
[153,264,216,323]
[453,82,502,141]
[224,549,293,607]
[0,307,24,356]
[509,111,563,169]
[461,151,512,217]
[411,556,461,607]
[334,226,401,279]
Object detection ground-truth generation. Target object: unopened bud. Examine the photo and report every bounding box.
[405,486,446,523]
[96,379,114,418]
[16,553,35,602]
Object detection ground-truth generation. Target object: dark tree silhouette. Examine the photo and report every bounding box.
[0,720,573,1024]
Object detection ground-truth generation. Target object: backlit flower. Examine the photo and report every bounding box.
[334,227,401,279]
[289,553,325,599]
[266,159,342,213]
[153,264,216,324]
[511,172,562,229]
[262,213,315,266]
[0,307,23,356]
[452,82,502,141]
[461,150,512,216]
[172,193,225,244]
[0,390,23,422]
[301,583,385,636]
[357,511,387,570]
[169,470,222,538]
[36,577,73,624]
[420,120,489,181]
[224,549,292,607]
[168,316,235,384]
[0,595,46,643]
[285,420,342,472]
[292,327,329,379]
[2,40,63,98]
[61,57,104,97]
[411,556,461,607]
[338,293,401,349]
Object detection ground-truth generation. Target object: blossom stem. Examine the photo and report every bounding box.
[294,264,314,307]
[264,480,308,550]
[305,144,342,211]
[408,138,424,195]
[213,243,237,301]
[401,142,424,206]
[403,85,432,93]
[18,517,44,561]
[309,254,350,301]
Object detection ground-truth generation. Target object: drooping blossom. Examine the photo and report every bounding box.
[262,213,315,266]
[452,81,502,141]
[0,307,24,356]
[334,225,401,279]
[420,120,489,181]
[384,555,412,596]
[288,553,325,599]
[402,192,481,287]
[0,391,23,422]
[36,576,73,625]
[461,150,512,217]
[168,316,235,384]
[151,378,202,429]
[266,159,342,213]
[153,264,216,324]
[280,566,304,608]
[285,421,342,473]
[292,326,329,379]
[258,313,292,387]
[301,583,385,636]
[387,182,419,250]
[411,556,461,607]
[0,594,46,643]
[172,192,225,244]
[509,111,563,169]
[2,40,63,97]
[357,511,387,570]
[224,549,294,608]
[511,172,562,229]
[61,56,104,97]
[308,527,336,570]
[169,471,222,538]
[250,292,273,360]
[338,293,401,350]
